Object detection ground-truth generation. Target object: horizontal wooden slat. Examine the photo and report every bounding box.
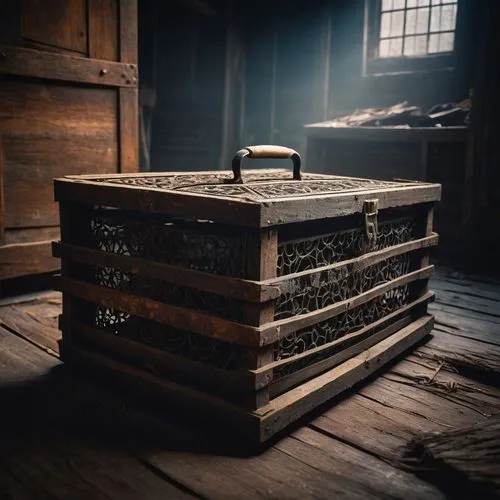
[268,234,438,291]
[61,343,261,438]
[67,318,269,393]
[259,184,442,227]
[257,315,434,442]
[52,242,280,303]
[0,241,59,279]
[53,275,263,347]
[54,266,433,347]
[61,315,434,443]
[53,235,436,305]
[260,291,434,389]
[270,315,413,398]
[264,266,434,342]
[0,44,137,87]
[53,176,441,229]
[5,227,60,245]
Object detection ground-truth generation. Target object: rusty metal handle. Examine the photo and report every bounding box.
[226,145,302,184]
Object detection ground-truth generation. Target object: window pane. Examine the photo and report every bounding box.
[415,34,427,54]
[403,36,416,55]
[428,33,440,52]
[431,0,441,5]
[416,7,430,33]
[430,6,441,31]
[417,0,430,5]
[391,10,405,36]
[380,12,392,38]
[407,0,418,7]
[382,0,393,11]
[379,39,390,57]
[393,0,405,9]
[389,37,403,56]
[440,4,457,31]
[405,9,417,34]
[439,32,455,51]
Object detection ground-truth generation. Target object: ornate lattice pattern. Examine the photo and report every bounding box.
[89,212,247,278]
[273,284,410,378]
[89,171,404,201]
[277,217,416,276]
[94,312,246,370]
[274,254,411,320]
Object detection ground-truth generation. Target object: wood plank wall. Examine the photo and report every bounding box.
[0,0,138,282]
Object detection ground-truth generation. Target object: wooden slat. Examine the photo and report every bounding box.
[269,315,414,398]
[0,44,137,87]
[53,176,441,229]
[52,242,280,303]
[54,266,433,347]
[0,136,4,246]
[268,234,438,291]
[0,241,59,280]
[54,275,262,348]
[119,88,139,173]
[68,319,268,410]
[259,291,433,376]
[53,235,436,305]
[267,266,434,341]
[20,0,88,54]
[5,227,60,245]
[257,315,434,442]
[259,184,442,227]
[62,343,260,436]
[1,83,119,228]
[88,0,119,61]
[61,315,434,443]
[119,0,138,64]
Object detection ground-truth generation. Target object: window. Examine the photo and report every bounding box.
[364,0,459,76]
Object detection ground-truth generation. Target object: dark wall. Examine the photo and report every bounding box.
[139,0,228,172]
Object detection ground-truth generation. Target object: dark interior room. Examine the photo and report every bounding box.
[1,1,500,498]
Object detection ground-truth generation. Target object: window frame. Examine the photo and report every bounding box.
[363,0,459,77]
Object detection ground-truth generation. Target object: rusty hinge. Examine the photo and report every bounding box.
[363,199,379,250]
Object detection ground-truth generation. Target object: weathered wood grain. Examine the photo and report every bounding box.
[88,0,118,61]
[0,241,59,280]
[0,82,118,228]
[119,88,139,173]
[20,0,88,54]
[53,242,280,303]
[54,275,263,347]
[54,267,432,346]
[53,176,441,229]
[257,316,433,441]
[0,44,137,87]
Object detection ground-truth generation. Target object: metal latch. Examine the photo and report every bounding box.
[363,199,379,249]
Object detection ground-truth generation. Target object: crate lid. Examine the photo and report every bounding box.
[54,146,441,228]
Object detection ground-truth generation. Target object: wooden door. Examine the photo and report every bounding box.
[0,0,138,281]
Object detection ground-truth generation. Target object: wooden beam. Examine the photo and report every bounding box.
[0,241,59,280]
[0,136,4,246]
[118,0,138,173]
[0,44,137,87]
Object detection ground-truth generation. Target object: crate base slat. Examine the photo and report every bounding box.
[60,314,434,444]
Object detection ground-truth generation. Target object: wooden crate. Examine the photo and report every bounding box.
[53,145,441,443]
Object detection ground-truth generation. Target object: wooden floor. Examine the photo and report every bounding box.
[1,268,500,499]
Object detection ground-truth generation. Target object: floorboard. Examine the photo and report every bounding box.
[1,270,499,499]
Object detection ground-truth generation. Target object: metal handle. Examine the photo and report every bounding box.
[226,145,302,184]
